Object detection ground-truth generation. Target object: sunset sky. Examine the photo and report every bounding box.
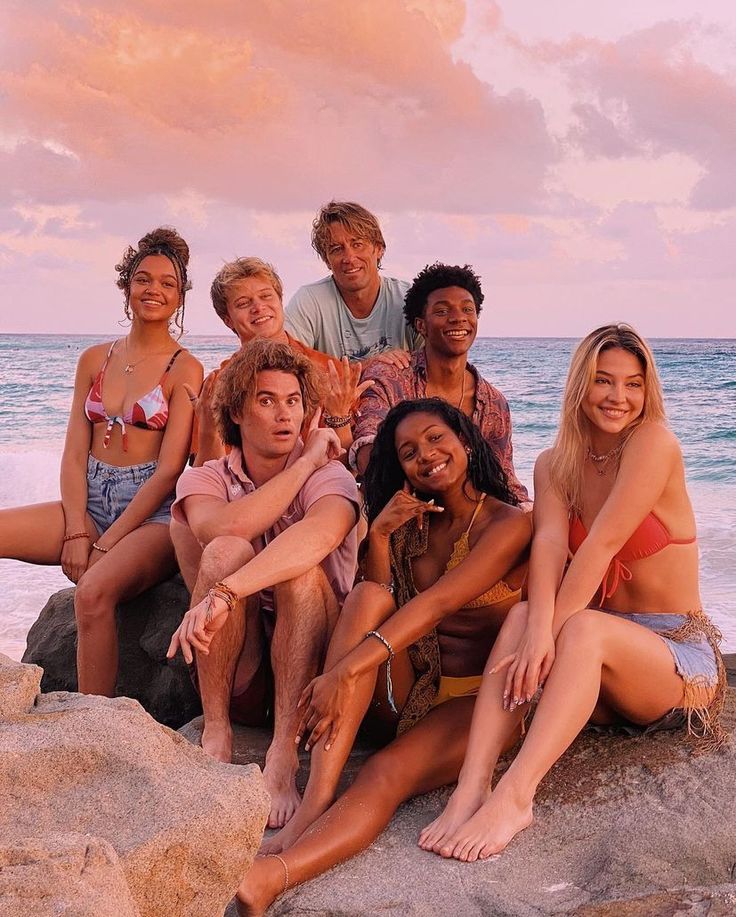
[1,1,735,338]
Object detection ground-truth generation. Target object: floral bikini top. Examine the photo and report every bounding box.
[84,342,183,450]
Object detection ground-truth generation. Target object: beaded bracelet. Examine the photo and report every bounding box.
[62,532,90,543]
[365,630,398,713]
[323,413,352,429]
[205,581,240,624]
[91,542,109,554]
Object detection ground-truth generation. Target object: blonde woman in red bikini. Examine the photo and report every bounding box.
[0,227,202,695]
[420,322,726,863]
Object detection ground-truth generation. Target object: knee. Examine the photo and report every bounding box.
[556,611,602,653]
[74,573,115,629]
[199,536,255,583]
[506,600,528,628]
[356,748,404,800]
[342,580,396,624]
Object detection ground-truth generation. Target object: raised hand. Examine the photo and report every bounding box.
[325,357,374,419]
[371,480,444,538]
[301,408,345,470]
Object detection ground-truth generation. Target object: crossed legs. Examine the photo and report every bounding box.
[429,603,686,861]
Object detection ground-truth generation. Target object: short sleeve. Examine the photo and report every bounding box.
[285,288,319,349]
[349,362,398,468]
[298,461,360,520]
[171,461,229,524]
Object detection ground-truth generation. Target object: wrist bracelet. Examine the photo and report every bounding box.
[365,630,398,713]
[377,581,395,595]
[323,413,352,429]
[205,581,240,624]
[63,532,90,543]
[91,542,109,554]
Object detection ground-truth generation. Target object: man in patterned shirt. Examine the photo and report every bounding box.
[350,262,528,503]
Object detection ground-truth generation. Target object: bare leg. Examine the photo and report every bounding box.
[262,581,415,852]
[237,695,477,916]
[0,501,98,568]
[443,609,686,862]
[75,523,176,695]
[419,600,530,853]
[170,518,203,594]
[191,535,257,763]
[264,566,345,829]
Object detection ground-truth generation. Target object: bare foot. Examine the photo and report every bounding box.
[201,719,232,763]
[418,782,487,853]
[439,783,533,862]
[263,749,301,828]
[260,792,332,854]
[236,856,285,916]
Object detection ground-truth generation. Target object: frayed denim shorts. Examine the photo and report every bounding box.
[86,454,174,535]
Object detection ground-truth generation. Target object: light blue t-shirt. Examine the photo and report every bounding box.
[285,275,422,361]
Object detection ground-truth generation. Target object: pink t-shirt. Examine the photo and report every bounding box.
[172,442,360,606]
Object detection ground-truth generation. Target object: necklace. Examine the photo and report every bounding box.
[428,370,467,410]
[122,338,171,374]
[587,442,624,476]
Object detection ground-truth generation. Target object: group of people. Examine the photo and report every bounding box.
[0,200,727,916]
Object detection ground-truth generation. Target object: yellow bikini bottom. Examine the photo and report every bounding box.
[429,674,482,709]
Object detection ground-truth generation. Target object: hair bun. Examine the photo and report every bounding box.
[138,226,190,268]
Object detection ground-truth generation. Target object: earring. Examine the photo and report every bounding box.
[464,446,471,455]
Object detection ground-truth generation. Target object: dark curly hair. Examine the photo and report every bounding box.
[115,226,192,336]
[403,263,484,328]
[363,398,517,523]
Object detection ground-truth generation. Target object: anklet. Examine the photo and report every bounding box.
[266,853,289,894]
[365,630,398,714]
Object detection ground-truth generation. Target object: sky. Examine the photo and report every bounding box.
[1,0,735,338]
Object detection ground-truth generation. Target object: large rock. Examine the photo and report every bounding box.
[22,576,201,728]
[0,653,270,917]
[186,691,736,917]
[0,833,138,917]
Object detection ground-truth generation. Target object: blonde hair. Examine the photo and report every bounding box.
[210,257,283,325]
[213,339,324,447]
[549,323,667,512]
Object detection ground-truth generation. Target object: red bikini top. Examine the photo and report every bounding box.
[84,343,182,451]
[569,512,696,600]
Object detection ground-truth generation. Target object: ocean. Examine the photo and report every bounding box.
[1,334,734,658]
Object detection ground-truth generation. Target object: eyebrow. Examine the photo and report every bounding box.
[255,389,301,398]
[133,269,178,281]
[429,296,475,307]
[397,422,444,448]
[596,369,644,379]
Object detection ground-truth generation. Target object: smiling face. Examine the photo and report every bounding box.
[235,370,304,460]
[128,253,181,321]
[415,286,478,358]
[222,275,285,344]
[581,347,646,436]
[324,221,383,296]
[394,411,469,494]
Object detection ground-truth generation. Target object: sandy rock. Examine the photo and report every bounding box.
[0,833,138,917]
[0,652,41,719]
[1,655,270,917]
[199,690,736,917]
[22,576,201,728]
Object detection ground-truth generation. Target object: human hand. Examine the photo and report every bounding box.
[324,357,374,418]
[60,537,92,584]
[166,592,231,665]
[490,624,555,710]
[184,371,218,437]
[296,664,358,752]
[368,349,411,370]
[371,481,444,539]
[301,408,345,470]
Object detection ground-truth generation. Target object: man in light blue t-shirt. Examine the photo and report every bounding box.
[285,201,422,363]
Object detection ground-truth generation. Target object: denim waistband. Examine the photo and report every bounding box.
[87,453,158,483]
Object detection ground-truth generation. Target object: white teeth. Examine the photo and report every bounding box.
[445,330,468,337]
[425,462,447,476]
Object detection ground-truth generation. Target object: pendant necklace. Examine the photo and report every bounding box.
[587,442,624,476]
[428,370,467,410]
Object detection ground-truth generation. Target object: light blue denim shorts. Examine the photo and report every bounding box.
[86,454,174,534]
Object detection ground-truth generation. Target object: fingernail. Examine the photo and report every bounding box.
[305,744,310,752]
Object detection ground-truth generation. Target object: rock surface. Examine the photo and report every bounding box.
[0,833,138,917]
[182,692,736,917]
[0,653,270,917]
[22,577,200,728]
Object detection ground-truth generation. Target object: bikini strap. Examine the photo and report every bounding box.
[464,493,487,535]
[160,348,184,379]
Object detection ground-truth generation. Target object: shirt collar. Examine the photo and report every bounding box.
[226,439,305,489]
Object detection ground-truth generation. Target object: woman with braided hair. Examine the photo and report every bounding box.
[0,227,203,695]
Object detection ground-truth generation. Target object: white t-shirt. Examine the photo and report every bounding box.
[285,275,422,361]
